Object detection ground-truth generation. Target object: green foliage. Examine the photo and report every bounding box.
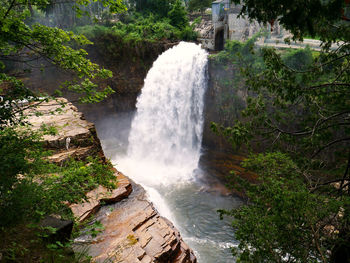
[221,152,347,263]
[75,14,197,43]
[168,0,189,29]
[111,16,180,41]
[0,128,43,196]
[40,123,59,136]
[0,0,126,127]
[209,37,263,135]
[281,46,313,71]
[1,225,93,262]
[128,0,175,18]
[216,1,350,262]
[187,0,212,13]
[232,0,349,42]
[83,220,105,238]
[0,0,123,261]
[212,34,264,67]
[216,38,350,260]
[0,127,117,228]
[0,127,115,260]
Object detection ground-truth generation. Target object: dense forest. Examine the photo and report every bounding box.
[1,0,350,262]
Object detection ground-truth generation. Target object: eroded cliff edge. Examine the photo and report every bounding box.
[26,98,196,263]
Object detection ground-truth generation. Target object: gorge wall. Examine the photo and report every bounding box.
[22,30,246,156]
[24,34,178,120]
[24,34,250,191]
[201,57,247,153]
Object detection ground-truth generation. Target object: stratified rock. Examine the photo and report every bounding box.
[24,98,102,152]
[47,146,95,165]
[70,172,132,222]
[25,98,196,263]
[74,183,196,263]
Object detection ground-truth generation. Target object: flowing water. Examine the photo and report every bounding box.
[108,42,242,262]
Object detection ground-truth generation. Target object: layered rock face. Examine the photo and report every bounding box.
[25,98,104,161]
[26,98,196,263]
[76,183,196,263]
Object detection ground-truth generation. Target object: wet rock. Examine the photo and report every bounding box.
[74,183,196,263]
[199,149,257,198]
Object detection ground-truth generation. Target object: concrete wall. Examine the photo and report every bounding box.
[196,3,285,50]
[227,13,262,41]
[212,2,223,22]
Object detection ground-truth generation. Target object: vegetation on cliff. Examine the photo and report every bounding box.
[75,14,197,45]
[210,37,316,129]
[0,0,201,260]
[75,0,198,45]
[0,0,126,261]
[215,0,350,262]
[0,125,117,261]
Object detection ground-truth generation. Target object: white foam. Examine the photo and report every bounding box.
[115,42,208,187]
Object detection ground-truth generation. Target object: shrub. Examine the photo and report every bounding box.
[168,0,189,29]
[282,46,313,71]
[0,127,116,228]
[74,14,198,43]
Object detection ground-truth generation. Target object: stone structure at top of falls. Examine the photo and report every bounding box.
[196,1,285,51]
[196,1,336,51]
[25,98,197,263]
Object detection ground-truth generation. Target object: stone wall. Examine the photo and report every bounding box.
[196,4,284,50]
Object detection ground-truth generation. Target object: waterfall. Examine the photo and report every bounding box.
[117,42,208,187]
[112,42,240,262]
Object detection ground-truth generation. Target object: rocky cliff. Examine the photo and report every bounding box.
[26,98,196,263]
[24,36,179,123]
[201,57,247,152]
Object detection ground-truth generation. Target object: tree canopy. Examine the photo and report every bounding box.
[168,0,189,29]
[0,0,126,127]
[216,1,350,262]
[232,0,350,41]
[128,0,175,18]
[187,0,212,13]
[0,0,125,260]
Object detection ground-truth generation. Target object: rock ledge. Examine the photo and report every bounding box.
[26,98,196,263]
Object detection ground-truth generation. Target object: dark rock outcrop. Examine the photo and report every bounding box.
[39,216,73,243]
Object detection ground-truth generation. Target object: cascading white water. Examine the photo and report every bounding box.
[111,42,241,262]
[117,42,208,187]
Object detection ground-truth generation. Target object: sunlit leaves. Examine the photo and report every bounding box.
[0,0,126,127]
[213,2,350,261]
